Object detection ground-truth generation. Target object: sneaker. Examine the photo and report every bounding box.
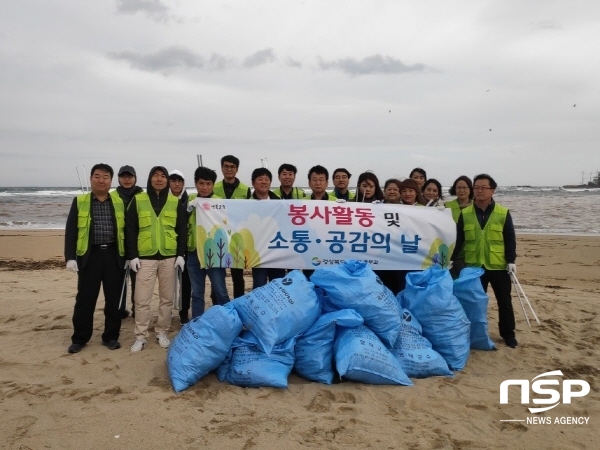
[130,339,146,352]
[156,333,171,349]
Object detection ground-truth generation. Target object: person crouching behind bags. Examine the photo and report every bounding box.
[125,166,187,353]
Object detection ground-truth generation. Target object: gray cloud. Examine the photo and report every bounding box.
[243,48,276,68]
[318,54,432,76]
[285,57,302,68]
[116,0,169,19]
[108,46,207,71]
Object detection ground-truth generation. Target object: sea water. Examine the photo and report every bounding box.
[1,186,599,235]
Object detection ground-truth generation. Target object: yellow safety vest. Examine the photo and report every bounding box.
[272,187,306,199]
[187,193,221,251]
[462,203,508,270]
[135,192,179,257]
[445,199,472,223]
[76,192,125,257]
[213,180,250,199]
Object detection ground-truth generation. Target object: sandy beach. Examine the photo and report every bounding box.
[0,230,598,449]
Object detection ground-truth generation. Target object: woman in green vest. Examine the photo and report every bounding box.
[445,175,474,223]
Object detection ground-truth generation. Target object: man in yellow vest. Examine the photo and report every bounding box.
[250,167,285,288]
[64,163,125,353]
[273,163,306,199]
[452,174,518,348]
[332,168,355,201]
[308,165,337,201]
[213,155,251,299]
[126,166,187,352]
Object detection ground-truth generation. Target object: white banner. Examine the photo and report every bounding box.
[190,199,456,270]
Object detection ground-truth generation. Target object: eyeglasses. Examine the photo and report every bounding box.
[473,186,492,191]
[222,164,237,170]
[455,187,470,190]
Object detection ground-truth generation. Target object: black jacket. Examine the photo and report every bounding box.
[125,166,188,260]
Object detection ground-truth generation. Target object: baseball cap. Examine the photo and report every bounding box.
[118,165,136,177]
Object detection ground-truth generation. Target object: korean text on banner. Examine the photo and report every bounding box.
[189,199,456,271]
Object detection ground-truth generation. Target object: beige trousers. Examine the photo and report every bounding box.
[133,258,175,339]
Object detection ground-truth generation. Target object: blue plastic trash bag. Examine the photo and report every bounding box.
[334,325,413,386]
[400,267,471,371]
[217,331,295,388]
[453,267,496,350]
[232,269,320,354]
[390,309,453,378]
[310,260,402,347]
[167,303,243,392]
[294,309,364,384]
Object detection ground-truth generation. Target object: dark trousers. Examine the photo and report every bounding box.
[252,268,286,289]
[375,270,417,295]
[230,268,245,298]
[71,246,124,345]
[179,257,192,318]
[212,267,245,301]
[374,270,403,296]
[480,269,516,339]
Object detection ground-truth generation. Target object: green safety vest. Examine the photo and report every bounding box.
[135,192,179,257]
[462,203,508,270]
[333,189,356,201]
[272,187,306,199]
[213,180,250,199]
[445,199,472,223]
[76,192,125,257]
[187,193,221,251]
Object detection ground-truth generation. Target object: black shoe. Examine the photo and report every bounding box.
[179,314,189,325]
[101,340,121,350]
[504,337,518,348]
[68,343,85,354]
[120,310,130,319]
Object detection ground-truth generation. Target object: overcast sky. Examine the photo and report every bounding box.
[1,0,599,187]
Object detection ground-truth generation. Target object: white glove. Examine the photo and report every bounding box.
[174,256,185,271]
[335,199,346,203]
[66,260,78,272]
[437,205,446,211]
[507,263,517,275]
[125,260,130,269]
[129,258,141,272]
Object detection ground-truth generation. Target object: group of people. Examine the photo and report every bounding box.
[64,155,518,355]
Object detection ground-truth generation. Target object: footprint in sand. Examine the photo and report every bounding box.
[306,390,357,413]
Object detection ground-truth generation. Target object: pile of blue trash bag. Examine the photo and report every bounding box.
[167,262,495,392]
